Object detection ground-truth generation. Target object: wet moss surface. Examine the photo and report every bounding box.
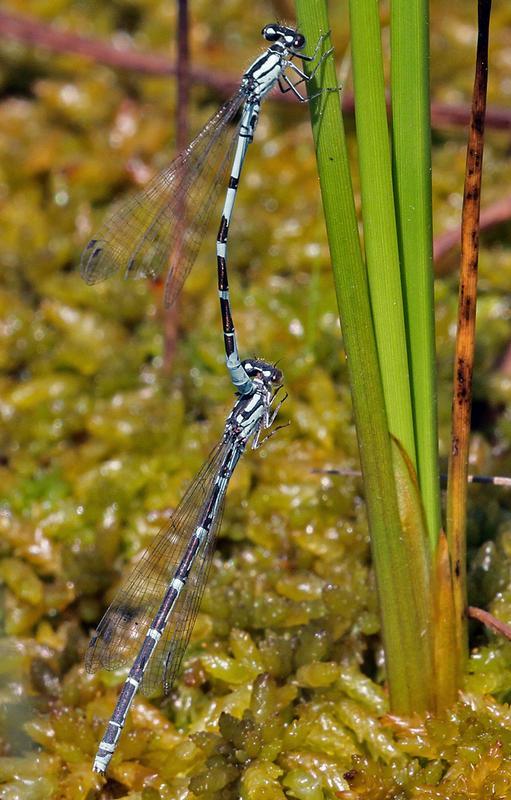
[1,0,511,797]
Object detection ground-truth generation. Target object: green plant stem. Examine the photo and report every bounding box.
[391,0,441,550]
[295,0,434,714]
[348,0,416,472]
[433,532,459,710]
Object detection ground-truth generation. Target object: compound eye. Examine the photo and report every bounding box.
[293,33,306,49]
[262,24,279,41]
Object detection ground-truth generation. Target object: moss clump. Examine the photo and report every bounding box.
[1,1,511,798]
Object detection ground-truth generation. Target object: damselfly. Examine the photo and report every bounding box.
[80,24,333,395]
[86,359,286,774]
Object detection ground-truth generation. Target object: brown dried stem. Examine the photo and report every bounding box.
[446,0,492,667]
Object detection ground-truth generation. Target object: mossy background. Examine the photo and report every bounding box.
[1,0,511,797]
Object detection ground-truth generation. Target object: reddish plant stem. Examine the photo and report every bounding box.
[468,606,511,640]
[500,341,511,376]
[163,0,190,373]
[430,101,510,131]
[446,0,492,665]
[0,8,236,92]
[434,195,511,268]
[175,0,190,152]
[313,468,511,487]
[1,9,510,130]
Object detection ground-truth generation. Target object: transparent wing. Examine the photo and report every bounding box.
[85,438,233,683]
[141,497,224,695]
[80,91,245,303]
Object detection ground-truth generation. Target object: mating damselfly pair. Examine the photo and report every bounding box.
[81,23,334,774]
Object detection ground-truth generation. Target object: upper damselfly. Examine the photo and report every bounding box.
[80,24,332,395]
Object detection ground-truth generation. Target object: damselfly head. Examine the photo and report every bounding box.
[261,24,306,52]
[242,358,283,386]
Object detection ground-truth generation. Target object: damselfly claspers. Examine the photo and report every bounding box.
[86,359,286,774]
[80,24,332,395]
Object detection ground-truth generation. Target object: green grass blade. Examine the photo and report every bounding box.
[349,0,416,473]
[295,0,434,713]
[391,0,441,550]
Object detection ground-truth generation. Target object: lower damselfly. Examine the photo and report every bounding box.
[86,359,286,774]
[80,24,333,395]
